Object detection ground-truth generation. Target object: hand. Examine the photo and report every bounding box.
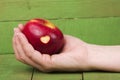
[12,24,91,72]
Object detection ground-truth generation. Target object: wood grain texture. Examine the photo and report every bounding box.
[83,72,120,80]
[0,0,120,21]
[0,21,24,54]
[33,69,82,80]
[0,54,32,80]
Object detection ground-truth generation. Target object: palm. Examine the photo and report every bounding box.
[50,35,89,71]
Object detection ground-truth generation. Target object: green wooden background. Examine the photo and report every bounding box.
[0,0,120,80]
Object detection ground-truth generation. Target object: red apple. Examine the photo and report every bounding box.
[22,18,64,55]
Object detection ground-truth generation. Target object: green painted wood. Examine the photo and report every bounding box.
[83,72,120,80]
[0,0,120,21]
[0,17,120,54]
[0,0,29,21]
[53,17,120,45]
[0,21,25,54]
[29,0,120,18]
[33,69,82,80]
[0,54,33,80]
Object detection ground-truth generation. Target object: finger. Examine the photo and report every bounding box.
[13,27,49,72]
[14,28,33,63]
[14,33,28,63]
[12,34,20,60]
[13,28,25,62]
[17,32,54,71]
[13,29,18,55]
[17,32,43,64]
[15,33,44,71]
[16,30,35,58]
[18,24,24,31]
[14,40,27,64]
[14,28,46,71]
[14,27,38,59]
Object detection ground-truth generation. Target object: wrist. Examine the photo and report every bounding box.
[86,44,120,72]
[77,43,97,71]
[86,44,101,71]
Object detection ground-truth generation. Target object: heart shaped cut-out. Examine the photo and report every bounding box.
[40,35,50,44]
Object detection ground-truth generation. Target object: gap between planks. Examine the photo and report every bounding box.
[31,68,35,80]
[0,16,120,22]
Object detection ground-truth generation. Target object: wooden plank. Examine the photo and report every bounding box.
[29,0,120,18]
[33,69,82,80]
[0,0,29,21]
[83,72,120,80]
[0,17,120,54]
[0,21,25,54]
[0,54,32,80]
[0,0,120,21]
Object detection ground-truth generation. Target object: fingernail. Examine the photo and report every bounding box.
[14,28,18,36]
[14,28,17,32]
[18,24,23,27]
[14,28,16,31]
[14,28,17,35]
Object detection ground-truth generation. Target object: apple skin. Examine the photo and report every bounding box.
[22,18,64,55]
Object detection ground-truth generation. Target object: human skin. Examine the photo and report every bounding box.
[12,24,120,72]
